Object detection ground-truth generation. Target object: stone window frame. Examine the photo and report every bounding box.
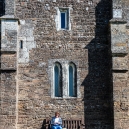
[55,7,71,31]
[48,59,81,98]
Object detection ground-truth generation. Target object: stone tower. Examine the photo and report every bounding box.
[2,0,129,129]
[0,0,18,128]
[111,0,129,128]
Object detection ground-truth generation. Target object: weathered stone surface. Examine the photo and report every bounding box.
[18,20,36,63]
[1,19,18,52]
[5,0,14,15]
[1,54,16,69]
[0,71,16,129]
[16,0,113,128]
[0,0,114,129]
[112,56,128,70]
[111,23,128,54]
[111,1,129,128]
[0,2,18,129]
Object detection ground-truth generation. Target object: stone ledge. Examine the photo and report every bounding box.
[0,15,18,20]
[110,18,127,24]
[111,52,128,56]
[112,53,128,57]
[112,68,128,71]
[0,15,20,24]
[112,70,128,73]
[112,56,128,70]
[0,68,16,71]
[0,50,16,54]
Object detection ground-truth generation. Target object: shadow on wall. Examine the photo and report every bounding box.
[82,0,114,129]
[41,119,47,129]
[0,0,5,49]
[0,0,5,70]
[0,0,5,17]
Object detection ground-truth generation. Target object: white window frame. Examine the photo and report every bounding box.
[55,7,71,31]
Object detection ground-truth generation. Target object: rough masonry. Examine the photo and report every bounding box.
[2,0,128,129]
[111,0,129,129]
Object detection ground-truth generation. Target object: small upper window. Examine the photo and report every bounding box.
[60,9,69,29]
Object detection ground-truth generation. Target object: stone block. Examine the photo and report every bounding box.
[114,111,126,119]
[5,0,15,15]
[121,87,129,102]
[114,119,122,129]
[121,119,129,128]
[1,19,18,52]
[113,8,122,19]
[1,54,16,70]
[0,0,114,129]
[111,23,128,54]
[112,56,128,70]
[114,90,121,101]
[113,72,128,82]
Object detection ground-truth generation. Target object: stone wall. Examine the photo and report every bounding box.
[0,1,18,129]
[0,71,16,129]
[1,0,114,129]
[15,0,113,129]
[111,0,129,129]
[5,0,14,15]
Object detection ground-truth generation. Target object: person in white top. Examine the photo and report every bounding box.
[51,112,62,129]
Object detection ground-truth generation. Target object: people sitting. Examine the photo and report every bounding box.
[51,112,62,129]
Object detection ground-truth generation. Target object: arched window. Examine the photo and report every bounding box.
[54,62,62,97]
[68,63,77,97]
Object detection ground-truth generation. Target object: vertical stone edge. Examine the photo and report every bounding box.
[0,17,19,129]
[110,1,129,127]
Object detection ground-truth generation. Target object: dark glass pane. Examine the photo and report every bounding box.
[61,12,66,29]
[69,66,74,97]
[74,68,77,97]
[20,40,23,49]
[55,65,59,97]
[0,0,5,16]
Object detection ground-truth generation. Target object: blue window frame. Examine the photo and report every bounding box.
[61,12,66,29]
[69,63,77,97]
[60,9,68,29]
[54,63,62,97]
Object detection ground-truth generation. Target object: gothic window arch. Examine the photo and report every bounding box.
[68,62,77,97]
[49,59,80,98]
[54,62,62,97]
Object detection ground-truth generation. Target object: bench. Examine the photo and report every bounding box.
[44,118,85,129]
